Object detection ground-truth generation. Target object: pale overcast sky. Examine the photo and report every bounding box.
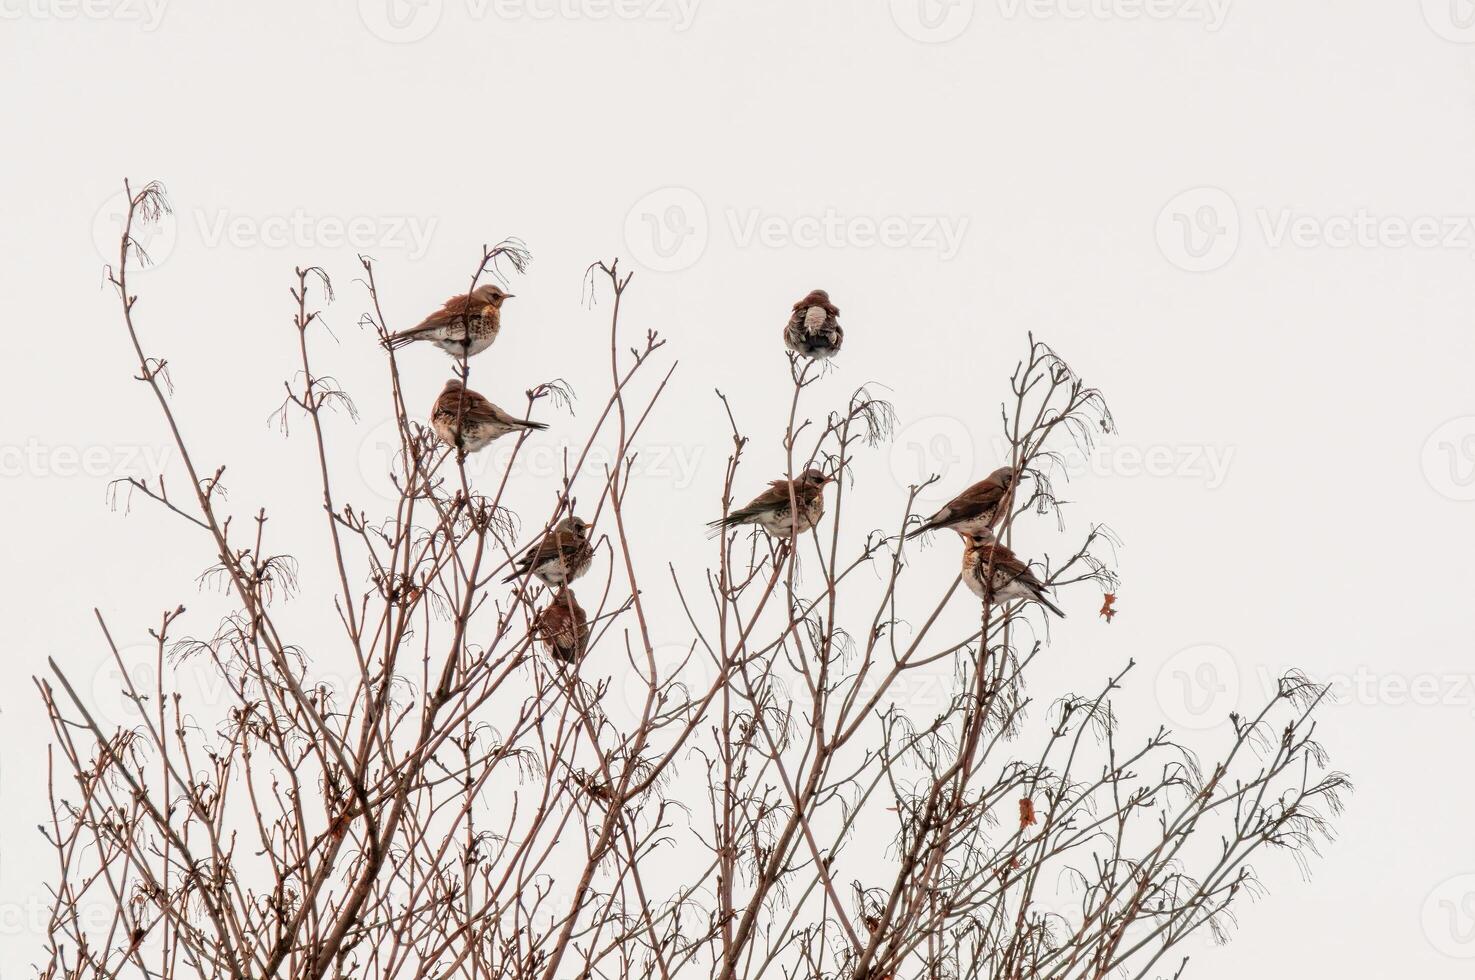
[4,1,1475,976]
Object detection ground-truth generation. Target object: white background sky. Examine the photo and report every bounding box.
[4,0,1475,976]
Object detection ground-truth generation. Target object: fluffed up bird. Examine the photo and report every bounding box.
[908,466,1019,540]
[708,468,833,539]
[533,588,589,664]
[504,517,594,587]
[384,283,513,357]
[961,531,1064,618]
[430,379,546,455]
[783,289,843,359]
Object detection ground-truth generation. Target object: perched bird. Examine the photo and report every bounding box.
[503,517,594,586]
[533,588,589,664]
[908,467,1019,540]
[708,468,833,539]
[384,283,513,357]
[961,531,1064,618]
[430,379,546,455]
[783,289,843,359]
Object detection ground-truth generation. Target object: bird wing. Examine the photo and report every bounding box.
[981,544,1046,591]
[434,386,489,420]
[548,531,592,564]
[911,480,1004,537]
[404,292,475,337]
[535,592,586,633]
[710,479,808,533]
[948,480,1007,523]
[460,393,510,427]
[735,480,797,517]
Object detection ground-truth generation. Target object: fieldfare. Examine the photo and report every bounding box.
[533,588,589,664]
[783,289,843,360]
[961,531,1064,618]
[430,379,546,455]
[908,466,1018,539]
[503,517,594,586]
[708,468,833,539]
[384,283,513,357]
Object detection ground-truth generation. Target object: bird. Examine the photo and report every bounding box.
[430,379,546,455]
[708,468,833,539]
[533,588,589,664]
[908,466,1019,540]
[503,517,594,586]
[961,531,1064,617]
[783,289,843,359]
[384,283,513,357]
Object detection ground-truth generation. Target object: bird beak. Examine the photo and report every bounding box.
[504,293,516,299]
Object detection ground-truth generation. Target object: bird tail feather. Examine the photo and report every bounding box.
[905,521,937,540]
[1035,590,1066,618]
[706,510,755,539]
